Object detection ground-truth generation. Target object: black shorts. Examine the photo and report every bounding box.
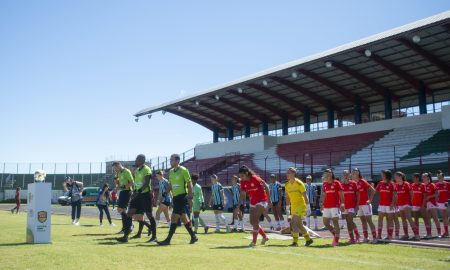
[118,190,131,209]
[129,192,153,214]
[213,204,224,211]
[160,201,171,207]
[272,201,279,207]
[172,194,188,215]
[233,204,245,212]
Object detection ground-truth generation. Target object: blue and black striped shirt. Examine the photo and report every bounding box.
[232,183,241,205]
[211,183,224,206]
[159,179,171,203]
[269,182,282,203]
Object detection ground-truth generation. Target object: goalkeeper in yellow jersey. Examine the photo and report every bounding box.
[284,167,313,247]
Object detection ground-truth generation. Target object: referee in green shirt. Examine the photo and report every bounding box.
[157,154,198,245]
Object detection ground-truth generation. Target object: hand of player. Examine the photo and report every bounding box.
[340,204,345,212]
[188,199,193,212]
[389,204,394,211]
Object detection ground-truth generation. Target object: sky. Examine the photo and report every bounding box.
[1,1,449,163]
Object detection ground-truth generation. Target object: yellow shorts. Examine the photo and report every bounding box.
[291,204,306,217]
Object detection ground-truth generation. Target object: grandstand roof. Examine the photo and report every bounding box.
[135,11,450,137]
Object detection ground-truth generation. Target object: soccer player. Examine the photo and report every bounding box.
[209,174,230,233]
[191,173,209,234]
[231,175,245,232]
[394,171,419,240]
[320,168,345,247]
[237,165,271,247]
[268,174,284,230]
[411,172,426,236]
[157,154,198,245]
[10,187,21,214]
[305,175,318,230]
[341,170,361,244]
[352,168,377,242]
[436,170,449,237]
[375,170,397,241]
[112,161,133,235]
[155,170,172,225]
[285,167,313,247]
[117,155,156,242]
[423,172,441,238]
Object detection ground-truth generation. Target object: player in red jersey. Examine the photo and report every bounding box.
[351,168,377,242]
[237,165,271,247]
[341,170,360,244]
[422,172,441,238]
[435,170,449,237]
[394,172,420,240]
[411,173,426,235]
[374,170,397,241]
[10,187,21,214]
[320,168,345,247]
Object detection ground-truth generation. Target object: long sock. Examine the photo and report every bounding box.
[121,212,127,230]
[363,230,368,239]
[403,224,409,236]
[137,221,144,236]
[437,225,441,235]
[306,217,311,228]
[234,220,238,230]
[371,231,377,240]
[292,232,299,244]
[194,217,199,231]
[166,223,177,243]
[149,216,157,237]
[377,227,382,239]
[426,225,432,235]
[240,219,245,230]
[199,217,206,227]
[220,214,227,225]
[388,227,393,239]
[124,216,133,237]
[252,230,258,243]
[215,214,220,230]
[444,225,449,235]
[349,231,355,241]
[313,218,318,229]
[412,226,419,236]
[303,232,311,241]
[354,228,360,238]
[184,221,196,238]
[395,227,400,237]
[258,226,267,239]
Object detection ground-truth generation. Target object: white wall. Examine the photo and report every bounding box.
[442,105,450,129]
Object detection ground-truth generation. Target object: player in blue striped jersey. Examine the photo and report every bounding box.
[155,170,172,225]
[209,174,230,233]
[231,175,245,232]
[269,174,285,230]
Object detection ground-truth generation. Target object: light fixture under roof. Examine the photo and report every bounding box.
[262,80,268,86]
[162,110,166,115]
[364,49,372,57]
[135,117,139,122]
[177,106,182,110]
[237,87,243,94]
[195,100,200,106]
[412,35,421,43]
[147,114,152,119]
[215,94,220,100]
[325,61,333,68]
[291,72,298,79]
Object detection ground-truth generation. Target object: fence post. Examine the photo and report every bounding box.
[264,156,268,180]
[302,154,305,176]
[310,154,314,176]
[278,156,281,177]
[53,163,56,188]
[419,149,423,174]
[294,155,297,169]
[393,146,397,171]
[329,151,332,168]
[349,151,352,171]
[370,147,373,179]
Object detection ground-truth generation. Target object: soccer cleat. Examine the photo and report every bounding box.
[371,239,378,244]
[400,235,409,241]
[362,238,370,243]
[99,223,104,227]
[156,239,170,246]
[74,221,80,226]
[116,236,128,243]
[270,226,275,231]
[147,236,157,243]
[110,223,116,227]
[331,237,338,247]
[130,234,141,239]
[348,239,356,244]
[238,229,244,233]
[441,233,449,238]
[231,228,237,233]
[204,226,209,234]
[248,242,256,247]
[72,220,76,225]
[393,236,400,240]
[305,239,313,246]
[116,229,125,234]
[261,237,269,245]
[288,242,299,247]
[190,236,198,244]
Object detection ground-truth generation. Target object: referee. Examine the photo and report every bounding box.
[112,161,134,236]
[117,155,157,243]
[157,154,198,245]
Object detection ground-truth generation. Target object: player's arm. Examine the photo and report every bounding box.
[221,188,225,207]
[369,184,377,204]
[263,181,272,205]
[319,189,325,210]
[139,174,151,193]
[339,190,345,211]
[237,191,246,206]
[391,190,398,210]
[302,191,309,205]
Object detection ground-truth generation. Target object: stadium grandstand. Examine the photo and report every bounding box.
[133,11,450,186]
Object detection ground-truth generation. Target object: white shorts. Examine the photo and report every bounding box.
[322,208,340,218]
[378,205,395,214]
[426,202,436,209]
[357,204,373,216]
[250,201,268,209]
[436,202,448,210]
[342,208,355,215]
[398,205,411,211]
[394,207,400,213]
[411,206,422,212]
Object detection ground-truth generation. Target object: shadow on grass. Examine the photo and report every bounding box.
[97,241,122,246]
[210,245,252,249]
[94,237,119,241]
[79,225,97,227]
[0,242,30,247]
[72,233,111,237]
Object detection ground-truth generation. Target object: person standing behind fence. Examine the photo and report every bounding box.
[97,183,115,226]
[268,174,284,231]
[63,176,84,226]
[10,187,21,214]
[305,175,318,230]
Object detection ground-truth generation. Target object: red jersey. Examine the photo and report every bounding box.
[111,190,118,200]
[341,181,358,209]
[356,178,371,205]
[241,175,268,205]
[322,180,343,208]
[435,181,450,203]
[424,183,437,205]
[376,181,396,206]
[411,183,425,207]
[395,182,411,206]
[15,191,20,204]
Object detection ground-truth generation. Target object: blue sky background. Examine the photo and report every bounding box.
[1,1,449,163]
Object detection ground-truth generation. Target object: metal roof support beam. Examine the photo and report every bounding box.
[398,38,450,77]
[304,107,311,133]
[262,117,269,136]
[227,123,234,141]
[354,97,362,124]
[213,128,219,143]
[327,106,335,129]
[166,109,218,132]
[247,83,314,115]
[182,105,242,129]
[384,91,393,119]
[419,82,427,115]
[270,77,341,112]
[298,69,369,108]
[282,113,289,136]
[201,101,258,127]
[331,62,400,101]
[244,121,251,138]
[218,96,265,123]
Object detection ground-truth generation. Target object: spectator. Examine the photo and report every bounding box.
[97,183,115,226]
[63,176,84,225]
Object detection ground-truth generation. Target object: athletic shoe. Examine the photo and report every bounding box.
[74,221,80,226]
[72,220,76,225]
[393,236,400,240]
[10,209,14,214]
[157,239,170,246]
[99,223,104,227]
[441,233,449,238]
[362,238,370,243]
[238,229,244,233]
[371,239,378,244]
[331,238,338,247]
[261,237,269,245]
[304,239,313,247]
[130,234,141,239]
[147,236,158,243]
[109,223,116,227]
[116,229,124,234]
[355,234,361,243]
[116,236,128,243]
[204,226,209,234]
[347,239,356,244]
[190,236,198,244]
[423,234,432,240]
[276,226,281,231]
[231,228,237,233]
[400,235,409,241]
[270,226,275,231]
[288,242,298,247]
[248,242,256,247]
